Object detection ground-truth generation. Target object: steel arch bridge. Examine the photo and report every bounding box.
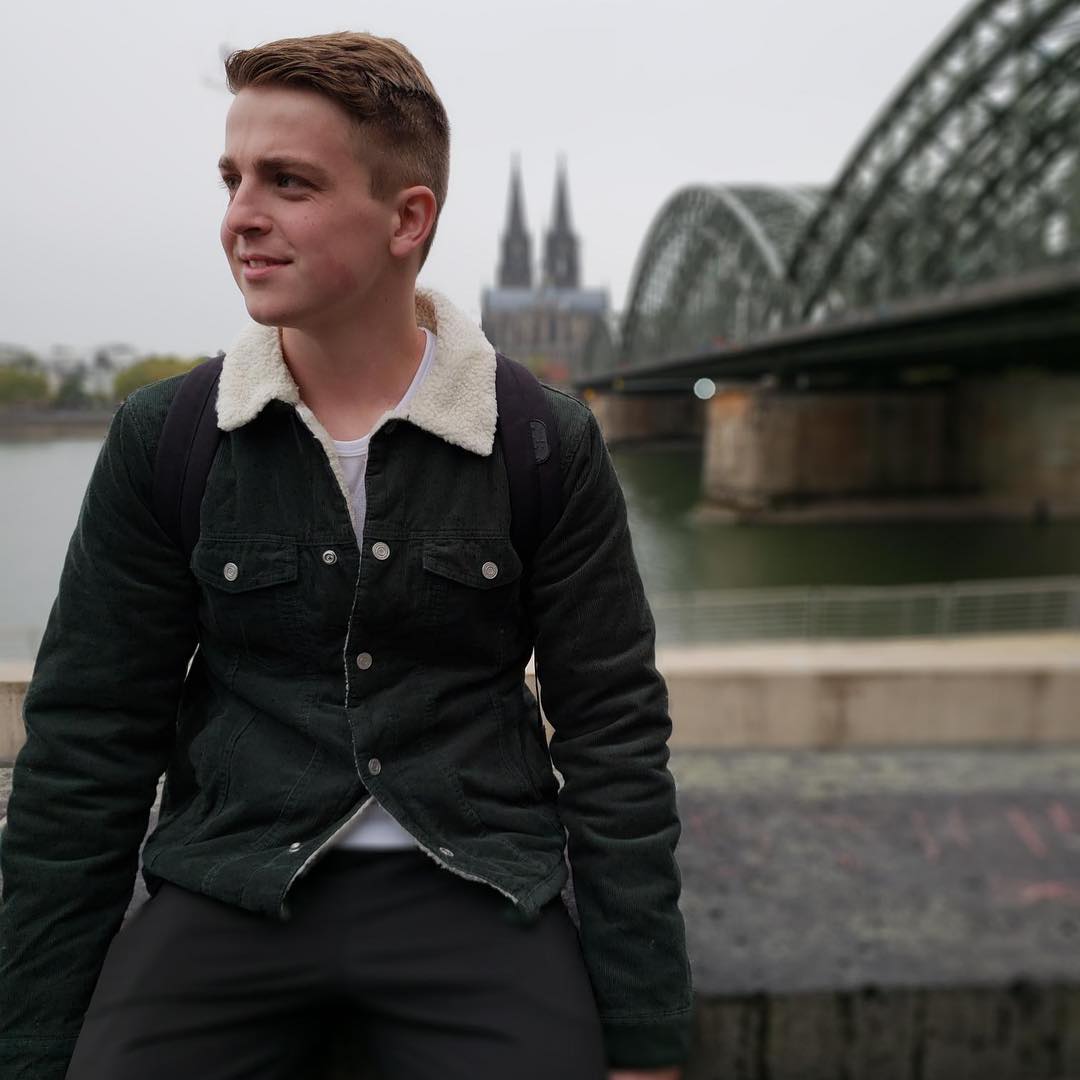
[605,0,1080,374]
[617,186,820,370]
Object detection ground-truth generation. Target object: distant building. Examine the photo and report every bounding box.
[0,344,40,369]
[42,345,88,394]
[481,159,608,385]
[86,343,142,397]
[40,342,142,397]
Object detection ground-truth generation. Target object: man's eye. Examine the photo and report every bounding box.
[219,176,239,193]
[276,173,304,189]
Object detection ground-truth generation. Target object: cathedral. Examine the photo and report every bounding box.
[481,159,609,385]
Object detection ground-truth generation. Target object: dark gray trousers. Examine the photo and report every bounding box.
[65,848,606,1080]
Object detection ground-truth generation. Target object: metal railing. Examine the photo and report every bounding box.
[649,576,1080,644]
[4,577,1080,660]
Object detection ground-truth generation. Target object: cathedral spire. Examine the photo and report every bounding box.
[497,156,533,288]
[543,157,580,289]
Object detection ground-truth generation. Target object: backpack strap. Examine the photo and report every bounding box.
[494,352,563,573]
[151,354,224,560]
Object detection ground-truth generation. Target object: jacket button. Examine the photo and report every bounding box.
[368,757,382,775]
[322,549,338,565]
[288,842,302,853]
[481,561,499,580]
[371,541,390,561]
[438,846,455,858]
[356,652,373,670]
[223,561,239,582]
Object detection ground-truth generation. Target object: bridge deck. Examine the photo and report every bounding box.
[579,266,1080,390]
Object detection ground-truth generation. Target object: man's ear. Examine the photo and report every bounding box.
[390,186,438,260]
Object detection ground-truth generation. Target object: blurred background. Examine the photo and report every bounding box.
[2,0,1079,655]
[5,4,1080,1075]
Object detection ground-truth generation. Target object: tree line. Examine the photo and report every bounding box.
[0,354,202,408]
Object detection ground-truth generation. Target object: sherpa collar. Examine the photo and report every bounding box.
[215,287,498,457]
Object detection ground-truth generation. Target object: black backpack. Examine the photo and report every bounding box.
[151,351,564,572]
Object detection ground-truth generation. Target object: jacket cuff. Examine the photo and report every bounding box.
[601,1004,695,1068]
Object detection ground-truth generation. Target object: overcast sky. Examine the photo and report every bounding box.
[1,0,972,359]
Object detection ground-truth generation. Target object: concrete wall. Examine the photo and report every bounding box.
[5,635,1080,762]
[659,634,1080,748]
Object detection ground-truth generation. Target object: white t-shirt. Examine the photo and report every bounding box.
[332,328,436,851]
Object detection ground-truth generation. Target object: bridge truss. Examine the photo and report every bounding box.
[788,0,1080,325]
[617,186,819,368]
[607,0,1080,373]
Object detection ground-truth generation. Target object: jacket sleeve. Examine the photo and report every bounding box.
[0,394,199,1080]
[527,404,694,1069]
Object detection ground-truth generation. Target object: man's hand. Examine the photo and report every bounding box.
[608,1069,682,1080]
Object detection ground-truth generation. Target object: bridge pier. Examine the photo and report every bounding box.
[701,373,1080,521]
[702,384,951,516]
[587,389,705,444]
[954,373,1080,518]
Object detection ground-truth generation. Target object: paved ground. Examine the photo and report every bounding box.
[670,746,1080,996]
[4,746,1080,1001]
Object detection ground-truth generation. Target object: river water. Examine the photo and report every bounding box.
[3,435,1080,660]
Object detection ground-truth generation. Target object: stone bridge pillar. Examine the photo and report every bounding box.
[701,374,1080,521]
[702,384,951,517]
[587,389,705,445]
[955,373,1080,518]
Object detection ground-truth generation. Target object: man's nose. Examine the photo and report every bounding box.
[223,182,271,236]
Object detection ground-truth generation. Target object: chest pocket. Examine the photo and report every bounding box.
[421,537,524,635]
[191,537,302,665]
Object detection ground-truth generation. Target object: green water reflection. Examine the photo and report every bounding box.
[611,443,1080,595]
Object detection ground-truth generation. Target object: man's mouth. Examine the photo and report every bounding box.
[242,257,289,268]
[240,256,291,280]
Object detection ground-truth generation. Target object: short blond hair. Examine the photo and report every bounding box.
[224,32,450,265]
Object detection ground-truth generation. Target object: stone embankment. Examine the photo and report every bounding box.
[0,407,115,440]
[4,635,1080,1078]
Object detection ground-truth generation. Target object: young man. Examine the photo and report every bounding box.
[0,32,693,1080]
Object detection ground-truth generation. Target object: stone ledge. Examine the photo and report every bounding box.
[5,634,1080,761]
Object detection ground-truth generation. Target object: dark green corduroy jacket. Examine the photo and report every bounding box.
[0,289,693,1077]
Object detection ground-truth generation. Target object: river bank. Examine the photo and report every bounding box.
[0,407,116,440]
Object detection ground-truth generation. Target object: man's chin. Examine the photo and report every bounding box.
[242,297,300,329]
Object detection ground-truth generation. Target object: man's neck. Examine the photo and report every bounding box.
[280,290,427,441]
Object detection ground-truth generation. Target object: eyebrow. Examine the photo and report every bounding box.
[217,155,331,184]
